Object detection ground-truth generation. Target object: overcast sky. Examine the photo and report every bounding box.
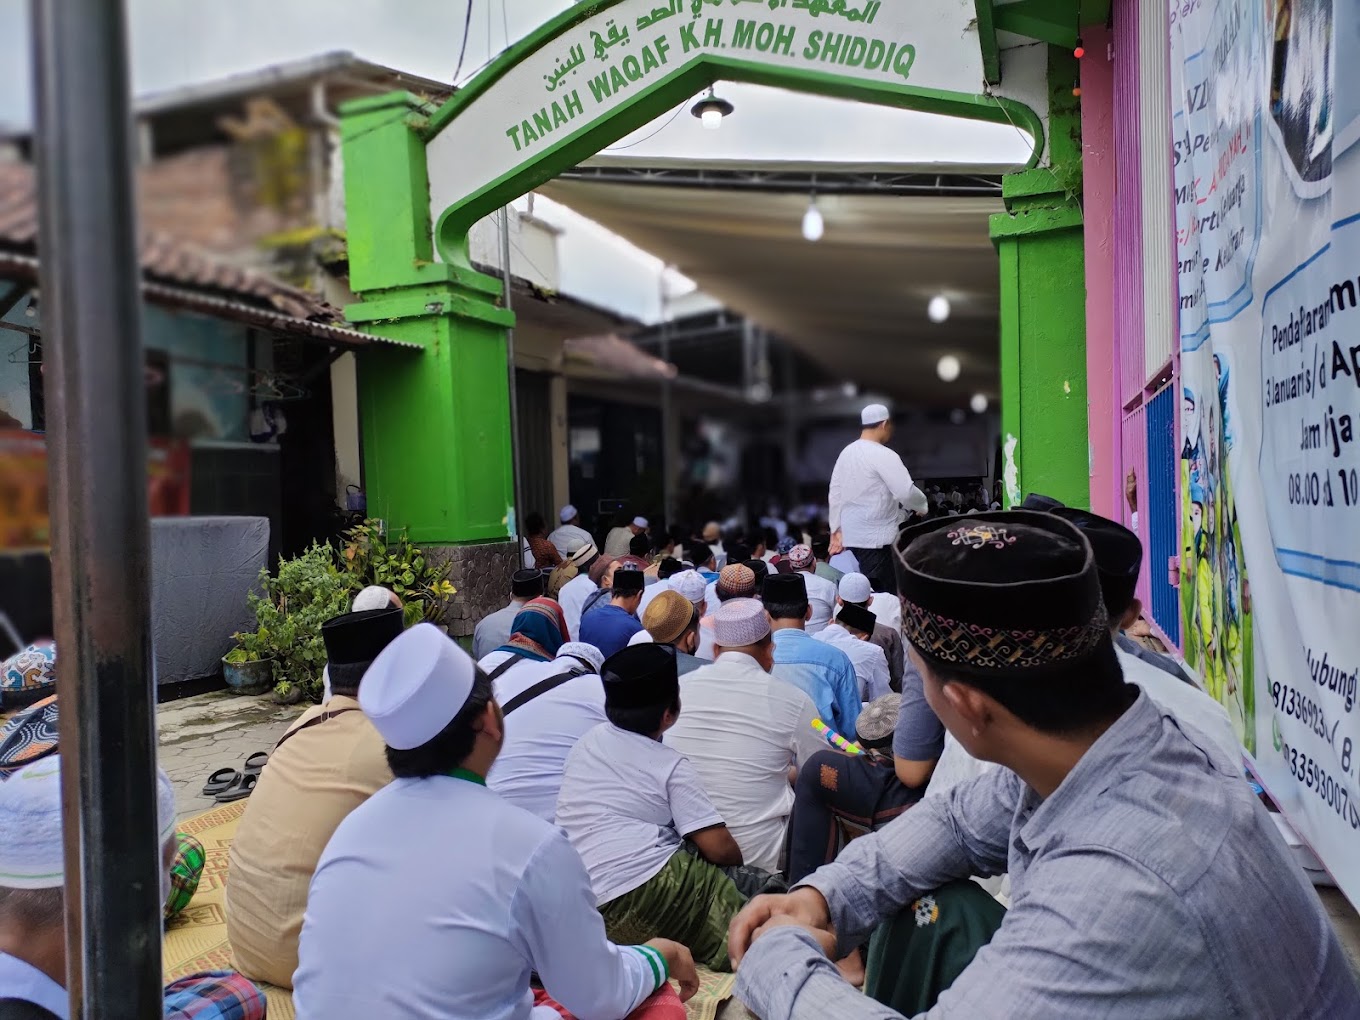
[0,0,1031,164]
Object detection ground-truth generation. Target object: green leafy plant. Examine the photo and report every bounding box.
[340,519,457,627]
[231,542,354,701]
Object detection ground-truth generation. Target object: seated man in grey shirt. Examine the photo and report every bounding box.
[730,512,1360,1019]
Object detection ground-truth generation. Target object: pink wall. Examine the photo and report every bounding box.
[1082,24,1119,518]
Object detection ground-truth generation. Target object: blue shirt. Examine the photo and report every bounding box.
[579,603,643,659]
[770,628,861,734]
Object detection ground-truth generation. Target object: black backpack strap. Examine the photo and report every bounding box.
[487,652,527,682]
[502,670,580,715]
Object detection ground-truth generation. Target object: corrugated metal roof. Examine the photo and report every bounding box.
[0,160,415,349]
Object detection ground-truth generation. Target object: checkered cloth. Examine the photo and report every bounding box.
[162,971,267,1019]
[165,832,206,920]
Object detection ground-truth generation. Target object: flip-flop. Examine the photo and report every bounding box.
[201,768,239,797]
[214,772,259,803]
[242,751,269,775]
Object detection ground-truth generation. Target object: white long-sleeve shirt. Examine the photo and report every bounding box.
[828,439,927,548]
[294,775,666,1020]
[815,624,892,702]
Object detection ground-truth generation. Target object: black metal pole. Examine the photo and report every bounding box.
[30,0,162,1016]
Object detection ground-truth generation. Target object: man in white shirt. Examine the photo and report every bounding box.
[837,572,905,693]
[473,569,546,660]
[477,640,608,822]
[604,515,649,557]
[295,624,697,1019]
[827,403,928,595]
[785,544,838,634]
[548,504,595,559]
[665,598,825,873]
[556,644,748,972]
[557,543,604,640]
[815,603,891,702]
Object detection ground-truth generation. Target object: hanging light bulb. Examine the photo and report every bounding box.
[970,393,989,414]
[936,354,961,383]
[802,195,824,242]
[928,294,951,323]
[691,87,734,130]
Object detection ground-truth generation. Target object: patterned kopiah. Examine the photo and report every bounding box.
[0,695,59,780]
[948,524,1017,551]
[0,641,56,707]
[901,597,1107,673]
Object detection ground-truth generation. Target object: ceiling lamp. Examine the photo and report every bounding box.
[802,195,825,242]
[970,393,989,414]
[928,294,951,323]
[936,354,961,383]
[691,87,734,130]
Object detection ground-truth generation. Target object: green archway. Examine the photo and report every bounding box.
[338,0,1090,570]
[422,0,1050,262]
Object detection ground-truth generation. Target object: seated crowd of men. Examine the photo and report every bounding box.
[1,500,1357,1019]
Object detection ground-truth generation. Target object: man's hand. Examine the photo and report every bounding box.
[646,939,698,1002]
[829,529,844,556]
[729,888,832,967]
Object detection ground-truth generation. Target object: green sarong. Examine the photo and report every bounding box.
[599,850,747,971]
[864,879,1007,1015]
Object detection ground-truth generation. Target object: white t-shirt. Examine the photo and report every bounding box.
[664,652,825,872]
[815,624,892,701]
[558,573,597,642]
[800,570,840,634]
[828,438,928,548]
[867,591,903,632]
[548,523,594,559]
[1116,648,1242,770]
[479,651,607,822]
[638,578,671,618]
[294,776,661,1020]
[556,723,724,905]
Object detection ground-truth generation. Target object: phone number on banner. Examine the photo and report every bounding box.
[1280,738,1360,831]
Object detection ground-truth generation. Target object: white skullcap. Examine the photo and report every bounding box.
[0,756,176,890]
[669,570,707,604]
[861,403,890,426]
[713,598,771,648]
[557,642,604,674]
[352,585,396,612]
[360,623,475,750]
[839,572,873,604]
[559,504,578,523]
[627,630,655,646]
[632,516,649,529]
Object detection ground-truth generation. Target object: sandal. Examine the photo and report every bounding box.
[201,768,239,797]
[214,772,259,803]
[242,751,269,775]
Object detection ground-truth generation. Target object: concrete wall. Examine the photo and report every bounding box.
[330,352,362,501]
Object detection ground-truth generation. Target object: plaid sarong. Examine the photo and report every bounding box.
[599,850,747,972]
[165,833,206,920]
[162,972,267,1020]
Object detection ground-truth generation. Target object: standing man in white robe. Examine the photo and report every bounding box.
[827,404,927,595]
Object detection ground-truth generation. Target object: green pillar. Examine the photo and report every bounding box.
[991,47,1089,510]
[340,92,515,544]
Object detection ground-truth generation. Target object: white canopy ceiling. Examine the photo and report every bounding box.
[540,172,1004,407]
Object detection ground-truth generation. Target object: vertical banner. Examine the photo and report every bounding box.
[1171,0,1360,903]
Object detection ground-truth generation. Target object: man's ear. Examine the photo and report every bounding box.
[939,680,993,737]
[1119,598,1143,631]
[480,699,504,743]
[804,604,813,622]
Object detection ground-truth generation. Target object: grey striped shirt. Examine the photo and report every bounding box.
[735,691,1360,1018]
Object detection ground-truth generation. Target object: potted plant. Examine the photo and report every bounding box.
[232,542,356,701]
[222,629,273,692]
[340,519,457,627]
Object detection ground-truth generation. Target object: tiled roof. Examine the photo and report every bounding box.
[0,159,366,331]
